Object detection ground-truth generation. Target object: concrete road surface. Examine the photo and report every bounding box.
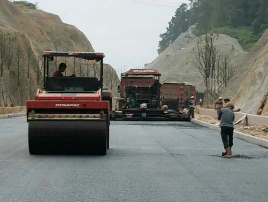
[0,117,268,202]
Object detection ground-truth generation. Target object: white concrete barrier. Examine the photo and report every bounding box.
[197,107,268,127]
[198,108,218,119]
[247,114,268,127]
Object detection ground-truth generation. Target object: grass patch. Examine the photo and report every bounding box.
[193,26,262,51]
[13,1,38,9]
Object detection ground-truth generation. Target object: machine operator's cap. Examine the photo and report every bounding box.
[190,96,194,99]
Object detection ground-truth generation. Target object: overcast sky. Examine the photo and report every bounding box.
[23,0,188,73]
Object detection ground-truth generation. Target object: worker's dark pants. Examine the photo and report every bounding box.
[220,126,234,149]
[190,107,195,118]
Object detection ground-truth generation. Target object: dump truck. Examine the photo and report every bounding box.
[26,51,111,155]
[112,69,161,120]
[160,81,197,120]
[112,69,190,121]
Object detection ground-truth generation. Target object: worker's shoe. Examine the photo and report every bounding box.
[223,147,231,158]
[222,151,232,156]
[222,147,232,156]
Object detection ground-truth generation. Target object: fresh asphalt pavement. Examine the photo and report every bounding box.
[0,117,268,202]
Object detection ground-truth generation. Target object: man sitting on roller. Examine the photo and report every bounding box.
[53,63,75,77]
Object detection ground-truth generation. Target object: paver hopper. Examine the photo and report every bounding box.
[26,51,111,155]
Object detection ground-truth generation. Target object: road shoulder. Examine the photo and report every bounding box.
[192,118,268,149]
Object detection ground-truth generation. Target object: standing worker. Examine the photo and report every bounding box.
[215,97,223,115]
[217,101,235,158]
[189,96,195,118]
[199,98,203,106]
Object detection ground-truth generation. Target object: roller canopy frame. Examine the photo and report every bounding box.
[42,51,105,90]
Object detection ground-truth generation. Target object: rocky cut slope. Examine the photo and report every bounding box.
[0,0,119,106]
[222,29,268,115]
[145,30,247,92]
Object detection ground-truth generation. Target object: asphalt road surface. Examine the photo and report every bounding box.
[1,117,268,202]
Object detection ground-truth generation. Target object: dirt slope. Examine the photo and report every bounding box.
[145,30,247,92]
[222,29,268,115]
[0,0,119,106]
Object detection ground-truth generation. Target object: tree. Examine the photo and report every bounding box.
[104,66,119,91]
[194,34,235,104]
[16,42,22,105]
[158,3,190,54]
[158,32,170,54]
[158,0,268,53]
[89,60,99,78]
[5,36,15,106]
[0,32,16,106]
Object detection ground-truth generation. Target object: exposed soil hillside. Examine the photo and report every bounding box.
[221,29,268,115]
[145,30,247,92]
[0,0,119,106]
[147,26,268,115]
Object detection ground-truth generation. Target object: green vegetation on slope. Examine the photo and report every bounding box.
[211,26,262,51]
[12,1,38,9]
[158,0,268,53]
